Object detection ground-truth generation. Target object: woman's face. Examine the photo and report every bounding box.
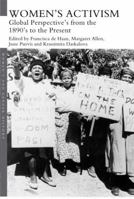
[121,74,133,84]
[81,64,88,73]
[31,65,44,82]
[62,73,72,88]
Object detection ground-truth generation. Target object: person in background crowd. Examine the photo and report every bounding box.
[122,53,130,68]
[54,69,81,176]
[105,66,134,196]
[80,61,91,74]
[127,60,134,82]
[13,59,56,189]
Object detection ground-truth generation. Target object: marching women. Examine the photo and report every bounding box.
[8,49,134,196]
[13,60,81,188]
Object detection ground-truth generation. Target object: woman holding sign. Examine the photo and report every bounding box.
[54,69,81,176]
[106,66,134,196]
[13,59,56,189]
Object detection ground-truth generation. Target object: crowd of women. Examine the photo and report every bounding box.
[7,49,134,196]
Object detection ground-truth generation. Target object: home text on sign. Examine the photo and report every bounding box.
[74,73,124,121]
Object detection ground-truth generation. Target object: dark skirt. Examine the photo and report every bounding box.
[7,131,53,165]
[24,147,54,160]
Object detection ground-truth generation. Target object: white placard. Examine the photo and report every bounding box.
[12,93,55,148]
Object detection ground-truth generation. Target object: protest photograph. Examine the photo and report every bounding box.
[7,48,134,196]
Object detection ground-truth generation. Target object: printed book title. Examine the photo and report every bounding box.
[9,9,119,18]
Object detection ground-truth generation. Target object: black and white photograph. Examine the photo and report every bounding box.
[1,0,134,197]
[7,48,134,196]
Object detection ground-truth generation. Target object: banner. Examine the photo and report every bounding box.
[123,84,134,132]
[12,93,55,148]
[74,73,127,121]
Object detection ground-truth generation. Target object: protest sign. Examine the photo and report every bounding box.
[12,93,55,148]
[123,84,134,132]
[74,73,126,121]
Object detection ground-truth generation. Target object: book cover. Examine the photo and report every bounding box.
[0,0,134,197]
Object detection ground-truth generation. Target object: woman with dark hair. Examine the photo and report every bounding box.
[13,59,56,189]
[54,69,81,176]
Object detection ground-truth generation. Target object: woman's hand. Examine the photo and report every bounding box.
[82,114,94,121]
[82,114,99,121]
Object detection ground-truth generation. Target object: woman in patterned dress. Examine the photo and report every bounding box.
[54,69,81,176]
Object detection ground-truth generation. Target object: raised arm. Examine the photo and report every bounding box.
[13,62,21,80]
[11,55,21,80]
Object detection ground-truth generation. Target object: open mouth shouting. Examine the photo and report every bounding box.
[31,65,44,82]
